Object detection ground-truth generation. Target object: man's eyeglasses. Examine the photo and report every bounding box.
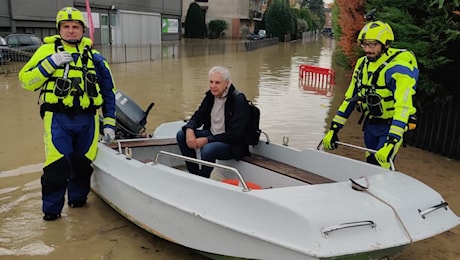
[360,41,379,48]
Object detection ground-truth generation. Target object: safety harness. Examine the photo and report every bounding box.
[352,50,404,125]
[351,50,418,146]
[39,39,100,118]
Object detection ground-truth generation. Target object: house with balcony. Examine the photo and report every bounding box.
[182,0,267,39]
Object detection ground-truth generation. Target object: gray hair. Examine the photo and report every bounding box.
[209,66,231,82]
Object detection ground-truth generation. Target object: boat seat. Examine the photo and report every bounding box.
[104,138,178,149]
[243,155,335,185]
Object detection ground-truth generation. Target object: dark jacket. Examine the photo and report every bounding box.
[183,84,250,160]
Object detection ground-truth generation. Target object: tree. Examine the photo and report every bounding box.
[265,0,294,41]
[295,7,317,32]
[297,18,308,34]
[333,0,460,101]
[334,0,366,67]
[292,8,310,35]
[302,0,326,28]
[208,20,228,39]
[184,2,206,38]
[365,0,460,98]
[290,9,298,39]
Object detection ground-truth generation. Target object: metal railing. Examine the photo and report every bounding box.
[155,150,253,191]
[95,41,248,64]
[0,48,35,74]
[1,39,281,74]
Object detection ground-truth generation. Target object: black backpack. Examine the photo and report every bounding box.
[233,89,262,145]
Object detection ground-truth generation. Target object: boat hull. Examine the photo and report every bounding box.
[91,121,460,259]
[91,153,409,260]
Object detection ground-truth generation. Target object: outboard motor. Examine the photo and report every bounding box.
[100,90,154,139]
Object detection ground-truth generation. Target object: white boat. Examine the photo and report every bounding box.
[91,120,460,260]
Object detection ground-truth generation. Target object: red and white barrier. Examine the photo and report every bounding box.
[299,64,335,96]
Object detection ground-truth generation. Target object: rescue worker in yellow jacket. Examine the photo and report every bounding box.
[19,7,116,221]
[322,21,418,169]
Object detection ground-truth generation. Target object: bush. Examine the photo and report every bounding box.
[241,24,250,38]
[208,20,228,39]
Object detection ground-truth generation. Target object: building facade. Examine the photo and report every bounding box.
[0,0,182,44]
[182,0,267,39]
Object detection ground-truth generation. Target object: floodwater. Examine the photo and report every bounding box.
[0,36,338,259]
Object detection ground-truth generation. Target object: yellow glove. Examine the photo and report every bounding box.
[322,129,339,150]
[375,138,397,166]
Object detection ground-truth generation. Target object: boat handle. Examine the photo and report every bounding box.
[316,140,395,171]
[321,220,376,238]
[113,138,146,154]
[155,150,253,192]
[418,201,448,219]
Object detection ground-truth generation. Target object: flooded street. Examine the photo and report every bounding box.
[109,37,336,150]
[0,37,336,259]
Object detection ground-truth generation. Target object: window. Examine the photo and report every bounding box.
[100,13,116,45]
[30,36,41,45]
[110,14,116,26]
[100,14,109,45]
[7,36,19,47]
[101,15,109,26]
[6,34,42,48]
[18,35,33,46]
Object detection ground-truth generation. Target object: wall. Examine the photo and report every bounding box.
[1,0,72,39]
[0,0,11,28]
[117,11,161,45]
[0,0,181,43]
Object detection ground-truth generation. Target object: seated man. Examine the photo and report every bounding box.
[176,66,250,178]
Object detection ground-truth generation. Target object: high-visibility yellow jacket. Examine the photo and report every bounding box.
[19,35,116,128]
[332,48,418,140]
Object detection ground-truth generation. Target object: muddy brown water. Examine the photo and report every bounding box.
[1,37,459,259]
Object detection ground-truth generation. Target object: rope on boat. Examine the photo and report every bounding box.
[350,177,414,259]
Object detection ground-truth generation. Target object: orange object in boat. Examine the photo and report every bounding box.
[222,179,262,189]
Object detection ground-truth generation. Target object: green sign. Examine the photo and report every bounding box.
[162,18,179,34]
